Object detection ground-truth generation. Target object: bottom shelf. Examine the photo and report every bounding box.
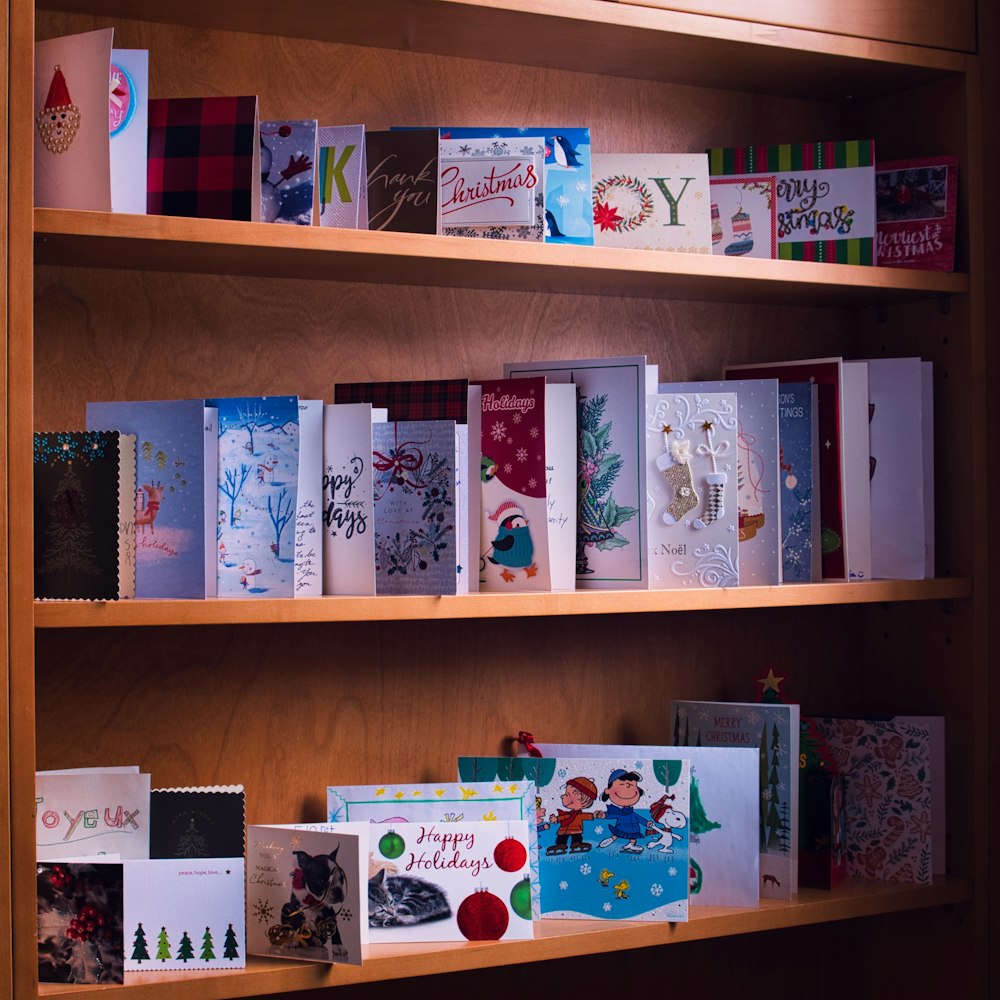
[39,877,970,999]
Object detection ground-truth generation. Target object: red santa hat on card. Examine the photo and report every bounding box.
[36,64,80,154]
[43,64,73,110]
[489,500,524,522]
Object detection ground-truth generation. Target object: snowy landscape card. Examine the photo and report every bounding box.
[372,420,457,595]
[209,396,299,598]
[842,361,872,581]
[318,124,367,228]
[38,861,124,984]
[365,129,438,233]
[646,391,740,589]
[149,786,245,860]
[777,382,818,582]
[591,153,712,253]
[334,378,469,423]
[709,174,776,258]
[33,431,136,601]
[109,48,148,214]
[294,400,323,596]
[505,356,647,588]
[672,700,799,899]
[35,28,114,211]
[123,859,245,971]
[87,399,217,599]
[246,825,363,965]
[260,119,317,224]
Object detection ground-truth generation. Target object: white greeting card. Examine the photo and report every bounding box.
[922,362,935,576]
[109,48,148,215]
[545,383,578,591]
[295,400,323,596]
[842,361,872,581]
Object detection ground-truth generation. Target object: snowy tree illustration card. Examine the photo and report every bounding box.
[672,700,800,899]
[709,175,777,258]
[646,391,740,589]
[149,786,245,860]
[318,125,367,228]
[109,48,148,215]
[591,153,712,253]
[365,129,438,233]
[372,420,457,595]
[87,399,218,599]
[34,28,114,211]
[122,859,245,972]
[505,356,648,588]
[777,382,819,582]
[260,119,317,224]
[33,431,136,601]
[208,396,299,598]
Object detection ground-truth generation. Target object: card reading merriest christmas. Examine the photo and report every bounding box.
[646,391,740,589]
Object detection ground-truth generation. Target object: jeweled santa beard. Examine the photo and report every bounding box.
[37,106,80,153]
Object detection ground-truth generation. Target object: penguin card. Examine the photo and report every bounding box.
[646,390,740,589]
[709,175,777,258]
[318,124,367,229]
[109,48,149,215]
[260,119,318,225]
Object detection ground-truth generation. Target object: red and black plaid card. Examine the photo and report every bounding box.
[147,95,260,221]
[334,379,470,423]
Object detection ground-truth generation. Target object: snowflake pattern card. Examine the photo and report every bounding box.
[591,153,712,253]
[109,48,148,214]
[777,382,819,582]
[372,420,457,595]
[247,825,363,965]
[149,786,245,860]
[318,124,367,228]
[709,174,777,258]
[365,129,438,233]
[38,861,124,984]
[672,700,800,899]
[208,396,299,598]
[34,28,114,211]
[259,119,317,224]
[33,431,136,601]
[646,391,740,589]
[87,399,218,599]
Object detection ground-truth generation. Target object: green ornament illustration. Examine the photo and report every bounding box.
[379,830,405,859]
[509,875,532,920]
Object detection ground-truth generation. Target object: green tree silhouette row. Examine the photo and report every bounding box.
[131,923,237,962]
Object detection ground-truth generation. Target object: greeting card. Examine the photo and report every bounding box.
[799,717,848,890]
[33,431,136,601]
[842,361,872,581]
[672,700,800,899]
[591,153,712,253]
[260,119,318,224]
[777,382,820,582]
[334,378,469,423]
[149,786,246,860]
[87,399,218,599]
[109,48,148,214]
[208,396,299,597]
[365,129,438,233]
[318,124,367,228]
[646,391,740,589]
[294,400,323,596]
[709,174,777,258]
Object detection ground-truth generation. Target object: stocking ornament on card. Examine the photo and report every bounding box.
[655,433,699,525]
[693,419,728,529]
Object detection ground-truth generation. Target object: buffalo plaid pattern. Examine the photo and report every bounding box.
[334,379,470,423]
[147,96,257,220]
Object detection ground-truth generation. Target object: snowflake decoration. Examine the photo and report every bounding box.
[580,863,591,875]
[491,420,507,442]
[516,447,528,463]
[529,426,540,438]
[668,867,677,878]
[559,880,568,890]
[504,463,513,475]
[528,478,537,490]
[576,181,588,193]
[507,436,514,445]
[557,194,570,207]
[340,908,354,923]
[650,883,663,897]
[557,767,568,779]
[512,412,522,424]
[603,902,613,912]
[594,825,604,835]
[252,899,274,924]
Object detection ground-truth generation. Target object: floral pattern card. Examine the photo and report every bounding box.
[372,420,457,595]
[208,396,299,598]
[260,119,318,224]
[709,175,777,258]
[777,382,819,582]
[591,153,712,253]
[109,48,148,214]
[149,786,246,860]
[319,125,367,228]
[646,391,740,589]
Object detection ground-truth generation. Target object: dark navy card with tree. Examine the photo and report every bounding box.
[150,786,246,860]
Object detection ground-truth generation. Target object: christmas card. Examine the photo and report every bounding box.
[646,390,740,589]
[455,424,470,593]
[318,124,368,228]
[372,420,457,595]
[777,382,820,582]
[798,717,848,890]
[147,96,261,221]
[86,399,218,599]
[709,140,876,264]
[33,431,136,601]
[709,174,777,258]
[149,786,246,860]
[365,129,438,233]
[109,48,148,215]
[591,153,712,253]
[842,361,872,581]
[260,119,318,224]
[334,377,470,423]
[208,395,299,598]
[876,156,958,270]
[34,28,114,211]
[504,356,649,588]
[246,825,363,965]
[38,860,125,984]
[294,400,323,596]
[459,755,689,921]
[671,700,800,899]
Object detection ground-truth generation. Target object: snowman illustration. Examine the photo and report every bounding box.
[260,124,314,224]
[239,558,262,591]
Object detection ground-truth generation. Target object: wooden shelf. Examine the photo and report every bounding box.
[37,877,971,998]
[33,578,971,628]
[34,210,969,307]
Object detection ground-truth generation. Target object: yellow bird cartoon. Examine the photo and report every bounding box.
[613,880,630,899]
[598,868,614,887]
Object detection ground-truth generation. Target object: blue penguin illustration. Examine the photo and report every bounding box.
[552,135,582,168]
[487,500,535,580]
[545,209,565,240]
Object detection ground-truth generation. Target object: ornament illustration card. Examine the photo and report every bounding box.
[709,140,875,264]
[505,357,647,588]
[260,119,317,224]
[709,175,777,258]
[660,379,780,585]
[319,125,367,228]
[208,396,299,597]
[365,129,438,233]
[247,825,363,966]
[646,391,740,589]
[841,361,872,581]
[334,377,470,423]
[86,399,218,599]
[591,153,711,253]
[372,420,457,595]
[33,431,136,601]
[123,860,245,971]
[876,156,958,270]
[294,400,323,596]
[35,28,114,211]
[147,96,261,220]
[672,700,800,899]
[149,786,246,860]
[109,48,148,214]
[777,382,819,582]
[38,861,125,984]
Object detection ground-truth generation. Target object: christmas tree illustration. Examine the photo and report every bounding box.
[39,462,101,578]
[223,922,240,960]
[177,930,195,963]
[156,926,171,962]
[689,773,721,838]
[766,723,784,850]
[177,817,210,858]
[131,922,150,963]
[759,723,768,849]
[200,926,215,961]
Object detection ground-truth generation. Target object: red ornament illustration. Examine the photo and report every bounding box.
[456,888,509,941]
[493,837,527,873]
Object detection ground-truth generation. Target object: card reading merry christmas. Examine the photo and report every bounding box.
[260,119,318,224]
[709,174,777,258]
[109,48,148,215]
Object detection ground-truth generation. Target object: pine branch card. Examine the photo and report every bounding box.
[109,48,148,215]
[709,140,876,264]
[318,124,367,229]
[646,391,740,589]
[365,129,438,233]
[209,396,299,597]
[149,786,246,860]
[709,175,777,258]
[591,153,712,253]
[777,382,820,582]
[260,119,318,224]
[34,431,136,601]
[334,377,470,423]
